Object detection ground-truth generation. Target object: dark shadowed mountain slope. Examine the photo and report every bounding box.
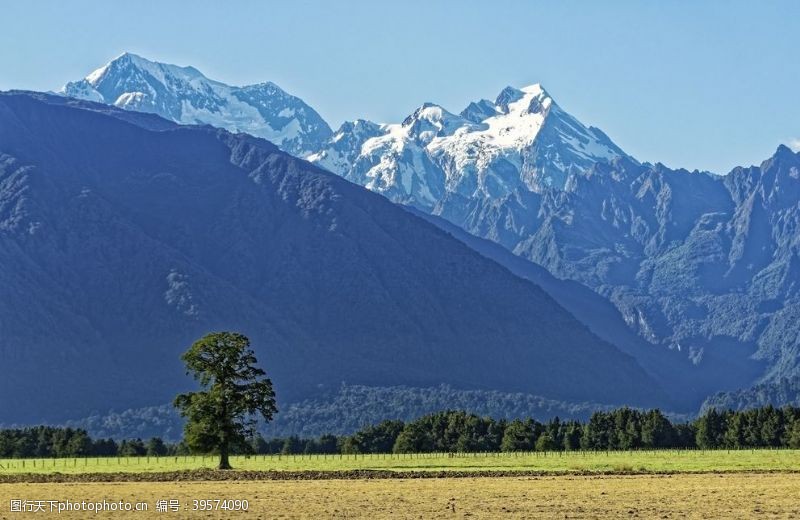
[57,384,615,441]
[0,92,663,423]
[405,207,757,409]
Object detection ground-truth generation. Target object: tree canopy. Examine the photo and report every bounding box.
[173,332,277,469]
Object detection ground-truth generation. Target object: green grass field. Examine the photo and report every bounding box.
[2,449,799,475]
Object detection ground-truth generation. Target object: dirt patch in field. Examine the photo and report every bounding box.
[2,474,800,519]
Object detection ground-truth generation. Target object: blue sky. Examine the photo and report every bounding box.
[1,0,797,173]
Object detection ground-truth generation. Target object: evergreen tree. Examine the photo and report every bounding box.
[500,420,535,452]
[146,437,168,456]
[393,422,433,453]
[348,420,404,453]
[485,419,507,452]
[535,432,557,452]
[544,417,563,449]
[641,410,674,448]
[281,436,302,455]
[119,438,146,456]
[66,430,93,456]
[760,406,783,447]
[695,409,726,449]
[562,422,582,451]
[583,412,615,450]
[613,408,637,450]
[787,420,800,449]
[13,434,36,459]
[743,409,761,447]
[250,435,269,455]
[673,423,696,448]
[317,434,339,454]
[93,438,119,456]
[724,412,746,448]
[454,415,496,452]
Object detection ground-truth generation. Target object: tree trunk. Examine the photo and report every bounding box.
[218,444,232,470]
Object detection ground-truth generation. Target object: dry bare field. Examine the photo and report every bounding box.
[3,473,800,519]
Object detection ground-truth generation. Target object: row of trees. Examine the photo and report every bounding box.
[7,406,800,459]
[167,332,800,468]
[264,406,800,454]
[695,407,800,449]
[0,426,180,459]
[8,334,800,467]
[291,409,686,454]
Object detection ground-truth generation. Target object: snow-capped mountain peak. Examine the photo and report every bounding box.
[310,82,628,208]
[60,57,627,211]
[60,53,332,156]
[86,52,205,86]
[400,103,470,141]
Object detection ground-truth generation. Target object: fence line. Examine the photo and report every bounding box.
[1,447,798,472]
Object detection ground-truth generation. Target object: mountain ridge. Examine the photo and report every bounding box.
[0,91,664,423]
[309,83,629,207]
[49,54,800,408]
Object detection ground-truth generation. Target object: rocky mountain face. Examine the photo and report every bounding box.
[60,53,332,156]
[448,150,800,404]
[405,207,750,408]
[0,92,663,424]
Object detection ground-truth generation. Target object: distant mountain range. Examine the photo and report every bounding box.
[35,53,800,415]
[0,92,661,424]
[61,53,332,156]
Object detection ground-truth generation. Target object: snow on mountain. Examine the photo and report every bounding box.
[60,57,625,198]
[307,119,383,177]
[309,83,629,209]
[60,53,332,156]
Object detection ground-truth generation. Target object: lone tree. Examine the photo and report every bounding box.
[174,332,277,469]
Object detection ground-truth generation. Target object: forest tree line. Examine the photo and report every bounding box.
[3,406,800,459]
